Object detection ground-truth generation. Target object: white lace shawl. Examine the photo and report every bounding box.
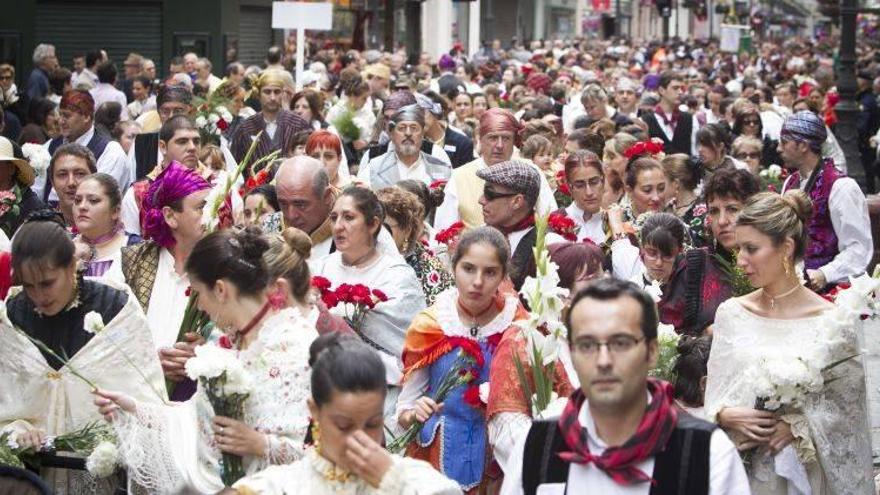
[704,299,874,494]
[232,449,463,495]
[114,308,317,494]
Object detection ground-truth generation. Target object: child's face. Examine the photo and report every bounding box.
[534,147,554,170]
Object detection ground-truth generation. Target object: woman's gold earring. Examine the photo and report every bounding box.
[311,420,321,453]
[783,257,792,277]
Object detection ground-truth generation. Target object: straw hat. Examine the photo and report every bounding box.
[0,137,36,187]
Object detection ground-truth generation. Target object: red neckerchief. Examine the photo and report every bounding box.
[557,378,678,486]
[497,214,536,236]
[654,105,680,131]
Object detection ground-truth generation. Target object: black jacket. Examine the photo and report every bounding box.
[443,127,475,169]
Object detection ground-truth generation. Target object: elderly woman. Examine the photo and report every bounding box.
[732,135,764,175]
[311,186,426,420]
[0,136,46,237]
[72,173,141,277]
[732,105,783,169]
[377,186,453,305]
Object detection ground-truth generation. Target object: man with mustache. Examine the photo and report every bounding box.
[357,104,451,189]
[501,279,748,495]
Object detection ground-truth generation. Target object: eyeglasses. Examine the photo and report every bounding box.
[482,188,520,201]
[736,152,762,160]
[0,76,11,81]
[742,120,760,126]
[574,335,645,356]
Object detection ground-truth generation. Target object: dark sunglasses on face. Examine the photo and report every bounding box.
[736,152,761,160]
[743,119,760,126]
[483,187,520,201]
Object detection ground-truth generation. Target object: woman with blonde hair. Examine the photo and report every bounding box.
[706,190,873,494]
[601,132,637,208]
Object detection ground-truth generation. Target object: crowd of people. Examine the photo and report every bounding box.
[0,33,878,494]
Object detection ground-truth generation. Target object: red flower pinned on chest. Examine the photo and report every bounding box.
[548,212,578,241]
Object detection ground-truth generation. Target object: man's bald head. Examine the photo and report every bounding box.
[275,156,332,234]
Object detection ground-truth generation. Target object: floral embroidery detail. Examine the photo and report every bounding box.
[268,366,280,378]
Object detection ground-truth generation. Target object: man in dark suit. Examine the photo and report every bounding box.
[417,92,475,168]
[641,71,699,155]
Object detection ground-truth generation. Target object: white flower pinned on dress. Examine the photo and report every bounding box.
[85,440,119,478]
[21,143,51,178]
[645,280,663,302]
[83,311,105,334]
[478,382,491,405]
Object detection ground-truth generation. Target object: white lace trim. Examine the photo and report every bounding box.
[434,288,518,340]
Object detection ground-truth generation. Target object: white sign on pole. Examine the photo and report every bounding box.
[271,2,334,90]
[719,24,748,53]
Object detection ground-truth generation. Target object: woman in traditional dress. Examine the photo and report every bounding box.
[311,186,426,418]
[228,333,462,494]
[662,153,707,248]
[703,167,761,264]
[377,186,453,306]
[0,217,165,494]
[600,132,636,208]
[93,228,318,493]
[72,173,141,277]
[705,191,873,493]
[621,157,669,224]
[398,227,529,493]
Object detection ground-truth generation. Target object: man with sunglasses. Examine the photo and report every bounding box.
[476,160,564,291]
[501,278,748,495]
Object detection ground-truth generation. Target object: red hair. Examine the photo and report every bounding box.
[306,130,342,156]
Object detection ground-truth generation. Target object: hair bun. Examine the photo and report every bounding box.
[236,226,270,263]
[281,227,312,259]
[781,189,812,223]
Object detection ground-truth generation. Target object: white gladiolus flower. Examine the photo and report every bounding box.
[200,182,225,231]
[83,311,105,334]
[85,441,119,478]
[645,280,663,303]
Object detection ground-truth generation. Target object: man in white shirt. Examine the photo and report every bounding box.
[501,279,749,495]
[73,49,106,91]
[357,104,451,189]
[38,90,130,202]
[105,161,212,401]
[90,61,130,121]
[779,111,873,290]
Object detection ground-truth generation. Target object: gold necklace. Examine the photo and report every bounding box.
[763,283,800,310]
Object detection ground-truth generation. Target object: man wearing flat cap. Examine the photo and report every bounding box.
[434,108,557,230]
[357,104,451,189]
[38,89,130,203]
[780,111,872,292]
[477,160,564,291]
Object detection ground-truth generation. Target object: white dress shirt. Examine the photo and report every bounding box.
[565,203,606,244]
[500,394,750,495]
[654,113,700,156]
[103,247,190,350]
[433,158,559,231]
[35,126,131,201]
[90,83,130,121]
[783,175,873,284]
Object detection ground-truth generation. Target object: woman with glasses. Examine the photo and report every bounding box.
[732,105,782,169]
[706,191,872,493]
[554,150,608,244]
[732,136,764,175]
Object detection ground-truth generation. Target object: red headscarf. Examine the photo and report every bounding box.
[479,108,523,147]
[60,90,95,117]
[527,72,552,95]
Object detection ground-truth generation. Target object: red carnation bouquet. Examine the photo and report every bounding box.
[310,276,389,331]
[435,221,465,246]
[547,212,578,241]
[623,138,665,160]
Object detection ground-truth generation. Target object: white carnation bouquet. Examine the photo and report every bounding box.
[20,143,50,177]
[185,344,253,486]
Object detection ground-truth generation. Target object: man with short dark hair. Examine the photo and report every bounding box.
[73,49,106,91]
[39,90,129,201]
[501,278,748,494]
[91,61,130,121]
[225,62,245,86]
[48,143,97,225]
[266,46,284,71]
[641,71,699,155]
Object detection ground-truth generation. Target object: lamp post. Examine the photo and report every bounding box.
[835,0,866,190]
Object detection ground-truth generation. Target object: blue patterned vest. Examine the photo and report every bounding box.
[418,340,494,490]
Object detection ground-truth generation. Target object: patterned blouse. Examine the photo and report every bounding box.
[404,243,455,306]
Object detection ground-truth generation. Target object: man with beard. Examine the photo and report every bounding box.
[434,108,557,230]
[357,104,451,189]
[229,70,309,169]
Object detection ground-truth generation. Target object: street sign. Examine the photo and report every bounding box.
[271,2,334,90]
